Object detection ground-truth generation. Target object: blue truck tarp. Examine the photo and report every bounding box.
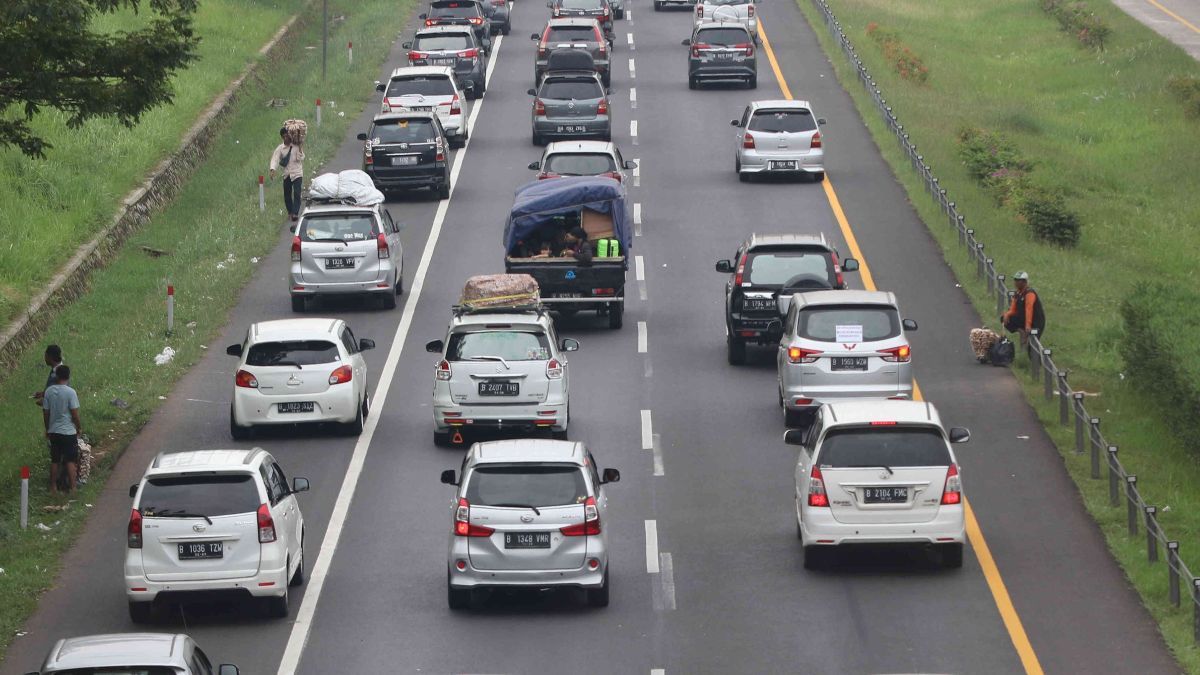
[503,176,633,255]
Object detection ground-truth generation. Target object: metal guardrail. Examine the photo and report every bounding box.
[810,0,1200,642]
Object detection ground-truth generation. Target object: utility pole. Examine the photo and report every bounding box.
[322,0,328,81]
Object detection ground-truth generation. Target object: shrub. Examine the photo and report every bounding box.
[955,127,1033,181]
[1040,0,1111,50]
[1120,283,1200,451]
[1016,185,1082,246]
[982,167,1031,206]
[1167,75,1200,118]
[866,22,929,83]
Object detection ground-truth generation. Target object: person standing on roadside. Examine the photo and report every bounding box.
[42,365,81,496]
[32,344,64,407]
[1001,271,1046,346]
[269,126,305,225]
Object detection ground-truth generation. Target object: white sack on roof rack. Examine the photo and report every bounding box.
[308,169,385,206]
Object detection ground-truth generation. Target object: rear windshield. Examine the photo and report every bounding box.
[246,340,341,366]
[298,214,378,243]
[560,0,603,8]
[749,109,817,133]
[544,153,616,175]
[386,75,455,97]
[707,0,751,5]
[540,78,603,100]
[56,669,178,675]
[371,119,438,144]
[466,465,589,507]
[139,474,260,518]
[431,2,481,17]
[547,26,598,42]
[696,27,750,45]
[818,427,951,468]
[796,305,901,342]
[447,330,551,361]
[414,35,473,50]
[746,250,834,287]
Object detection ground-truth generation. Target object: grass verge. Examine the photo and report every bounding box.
[794,0,1200,669]
[0,0,411,663]
[0,0,307,325]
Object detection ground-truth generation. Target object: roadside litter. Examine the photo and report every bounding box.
[153,347,176,366]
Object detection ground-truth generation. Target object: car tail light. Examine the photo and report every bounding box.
[546,357,564,379]
[455,498,496,536]
[364,148,373,165]
[381,101,392,113]
[469,16,483,25]
[435,359,452,381]
[941,463,962,505]
[425,18,436,26]
[597,99,608,115]
[743,132,755,149]
[291,235,301,262]
[787,347,822,364]
[328,365,353,385]
[870,421,897,426]
[534,98,546,115]
[235,369,259,388]
[377,232,390,259]
[538,46,548,58]
[450,94,462,116]
[538,172,557,180]
[696,4,703,17]
[257,503,276,543]
[748,4,754,16]
[733,253,748,285]
[436,140,446,162]
[561,496,601,535]
[127,508,143,548]
[735,42,754,56]
[691,42,709,57]
[491,0,504,5]
[553,7,561,15]
[880,345,911,363]
[598,39,607,55]
[811,131,822,149]
[592,287,616,295]
[461,48,480,58]
[408,50,426,61]
[832,252,845,288]
[807,466,829,507]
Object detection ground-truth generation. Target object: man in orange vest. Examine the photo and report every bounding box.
[1001,271,1046,345]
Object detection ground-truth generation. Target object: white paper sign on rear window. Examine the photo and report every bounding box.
[836,324,863,343]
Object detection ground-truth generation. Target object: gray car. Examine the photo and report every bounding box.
[31,633,239,675]
[440,439,620,608]
[403,26,488,99]
[683,21,757,89]
[289,200,404,311]
[732,99,826,181]
[776,290,917,427]
[549,0,616,38]
[533,18,611,86]
[529,71,612,145]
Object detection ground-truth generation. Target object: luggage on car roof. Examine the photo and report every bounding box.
[460,274,541,309]
[546,49,595,73]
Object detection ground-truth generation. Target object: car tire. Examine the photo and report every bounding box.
[586,571,610,607]
[551,428,569,440]
[434,429,452,447]
[448,574,472,609]
[811,171,826,183]
[343,398,365,436]
[738,170,750,183]
[654,0,663,9]
[266,581,289,618]
[616,8,624,18]
[436,181,451,200]
[688,76,698,90]
[747,74,757,89]
[290,535,306,587]
[784,407,809,428]
[396,276,404,296]
[726,336,746,365]
[502,22,511,35]
[532,132,544,146]
[941,543,964,569]
[802,545,829,570]
[602,73,611,88]
[230,407,252,441]
[291,295,306,313]
[381,289,397,310]
[128,601,154,624]
[607,300,623,329]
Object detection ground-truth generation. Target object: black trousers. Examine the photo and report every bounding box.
[283,176,302,217]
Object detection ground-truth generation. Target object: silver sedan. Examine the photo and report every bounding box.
[732,99,826,182]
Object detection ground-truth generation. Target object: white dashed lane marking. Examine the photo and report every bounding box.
[635,254,645,281]
[645,520,660,573]
[640,409,653,449]
[637,320,648,353]
[634,202,643,236]
[632,157,640,186]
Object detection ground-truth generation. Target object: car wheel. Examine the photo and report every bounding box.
[230,407,252,441]
[811,171,826,183]
[502,22,511,35]
[654,0,662,9]
[602,73,611,88]
[941,543,964,569]
[436,181,451,200]
[343,399,365,436]
[688,76,698,90]
[448,574,472,609]
[802,545,829,570]
[532,132,544,146]
[784,407,809,429]
[727,336,746,365]
[616,8,624,18]
[291,295,306,313]
[450,136,465,150]
[551,428,569,440]
[796,515,803,540]
[290,535,306,587]
[128,600,154,624]
[266,579,289,618]
[396,276,404,296]
[586,570,610,607]
[381,289,397,309]
[747,74,757,89]
[607,300,623,329]
[434,429,452,447]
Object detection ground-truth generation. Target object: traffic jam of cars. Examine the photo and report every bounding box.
[22,0,978,671]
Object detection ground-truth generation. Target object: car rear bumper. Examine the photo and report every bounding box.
[799,506,965,546]
[366,166,448,188]
[738,148,824,173]
[125,560,288,601]
[433,398,569,432]
[233,387,359,425]
[729,313,782,342]
[533,117,611,140]
[448,544,606,589]
[289,268,398,296]
[690,63,756,79]
[781,378,914,410]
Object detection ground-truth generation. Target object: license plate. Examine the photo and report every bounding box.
[178,541,223,559]
[556,125,587,133]
[743,298,774,311]
[554,292,583,298]
[401,106,433,112]
[863,486,908,504]
[504,531,551,548]
[713,52,735,61]
[324,257,354,269]
[392,155,418,166]
[478,381,519,396]
[431,57,454,65]
[278,401,315,413]
[770,160,798,170]
[830,357,868,371]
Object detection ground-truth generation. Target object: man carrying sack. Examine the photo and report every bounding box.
[269,120,307,225]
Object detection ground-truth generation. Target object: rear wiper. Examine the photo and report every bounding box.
[493,503,541,515]
[270,359,303,369]
[310,238,350,245]
[153,510,213,525]
[846,464,894,476]
[467,355,510,369]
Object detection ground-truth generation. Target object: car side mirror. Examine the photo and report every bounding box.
[840,257,859,272]
[527,87,537,96]
[129,484,138,498]
[783,429,806,445]
[601,468,620,484]
[290,477,310,493]
[766,319,783,333]
[528,161,541,170]
[225,344,242,357]
[375,83,386,92]
[419,12,428,18]
[356,132,368,141]
[218,666,240,675]
[776,294,792,316]
[560,337,580,352]
[730,119,741,127]
[402,41,413,49]
[902,318,918,331]
[531,33,541,40]
[817,118,827,125]
[441,469,458,485]
[715,259,733,273]
[949,427,971,444]
[623,159,637,170]
[681,38,692,46]
[426,339,444,353]
[359,338,376,351]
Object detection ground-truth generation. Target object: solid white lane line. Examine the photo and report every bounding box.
[635,254,645,281]
[659,553,677,610]
[652,433,664,476]
[634,202,643,236]
[275,35,506,675]
[640,409,653,449]
[637,320,648,353]
[632,158,641,186]
[645,520,660,574]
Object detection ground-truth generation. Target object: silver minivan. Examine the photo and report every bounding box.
[776,290,917,427]
[289,202,404,311]
[440,439,620,608]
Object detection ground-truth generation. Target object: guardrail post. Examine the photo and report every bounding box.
[996,275,1007,314]
[1126,476,1138,535]
[1169,542,1180,606]
[1193,579,1200,644]
[1108,446,1120,505]
[1028,330,1040,378]
[1058,372,1070,425]
[1074,393,1086,453]
[1043,351,1054,400]
[1146,506,1158,562]
[976,243,985,278]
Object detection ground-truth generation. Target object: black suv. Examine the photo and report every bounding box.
[714,233,858,364]
[358,112,451,200]
[421,0,493,54]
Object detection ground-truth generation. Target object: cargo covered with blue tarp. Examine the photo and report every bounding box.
[503,176,632,258]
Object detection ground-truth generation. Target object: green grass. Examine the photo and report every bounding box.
[0,0,411,662]
[794,0,1200,669]
[0,0,307,325]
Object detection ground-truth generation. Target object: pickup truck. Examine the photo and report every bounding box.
[503,176,632,328]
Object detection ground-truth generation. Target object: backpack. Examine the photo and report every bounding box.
[989,337,1015,367]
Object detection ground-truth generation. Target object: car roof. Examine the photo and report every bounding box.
[745,232,831,250]
[373,111,439,123]
[249,318,344,342]
[750,99,813,110]
[696,20,752,31]
[469,439,585,465]
[544,140,616,154]
[451,311,551,328]
[389,65,456,79]
[148,448,266,474]
[300,202,381,215]
[432,0,483,6]
[415,24,475,35]
[546,17,603,27]
[822,400,944,428]
[793,289,898,307]
[43,633,189,669]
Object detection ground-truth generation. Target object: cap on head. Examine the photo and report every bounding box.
[1013,271,1030,281]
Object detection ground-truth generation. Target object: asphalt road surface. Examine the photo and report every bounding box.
[2,0,1181,673]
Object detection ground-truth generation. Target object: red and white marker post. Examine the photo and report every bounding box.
[258,175,266,211]
[20,466,29,530]
[166,284,175,336]
[316,98,323,127]
[348,41,354,65]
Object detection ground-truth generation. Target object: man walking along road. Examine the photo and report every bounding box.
[269,125,306,224]
[1002,271,1046,346]
[42,364,81,496]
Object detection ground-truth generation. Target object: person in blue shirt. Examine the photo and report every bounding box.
[42,364,81,496]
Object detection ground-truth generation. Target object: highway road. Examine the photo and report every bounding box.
[1,0,1181,673]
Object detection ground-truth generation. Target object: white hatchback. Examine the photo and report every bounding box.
[226,318,375,438]
[377,66,468,147]
[124,449,310,622]
[786,400,970,570]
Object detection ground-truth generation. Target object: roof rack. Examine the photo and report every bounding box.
[303,194,366,207]
[452,302,547,317]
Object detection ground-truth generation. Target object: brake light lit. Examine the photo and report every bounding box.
[235,369,258,388]
[450,94,461,116]
[546,357,563,379]
[127,508,143,548]
[425,18,436,26]
[561,496,601,535]
[257,503,276,543]
[733,253,747,285]
[534,98,546,115]
[461,48,480,58]
[743,132,755,149]
[409,51,426,61]
[832,252,844,287]
[435,359,452,381]
[328,365,353,385]
[455,498,496,536]
[808,466,828,507]
[880,345,911,363]
[941,463,962,505]
[870,421,898,426]
[291,235,301,261]
[377,232,390,259]
[787,346,822,364]
[811,131,822,149]
[468,16,483,25]
[597,99,608,115]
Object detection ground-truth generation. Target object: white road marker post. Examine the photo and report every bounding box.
[316,98,323,126]
[258,175,266,211]
[348,41,353,65]
[166,285,175,337]
[20,466,29,530]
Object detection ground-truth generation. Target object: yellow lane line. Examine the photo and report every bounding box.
[759,17,1045,675]
[1145,0,1200,35]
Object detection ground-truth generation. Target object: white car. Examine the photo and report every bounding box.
[786,400,970,570]
[528,140,637,183]
[376,66,469,148]
[695,0,757,40]
[32,633,240,675]
[226,318,375,438]
[125,449,310,622]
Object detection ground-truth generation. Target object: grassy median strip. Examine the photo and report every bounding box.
[0,0,310,325]
[0,0,410,662]
[794,0,1200,669]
